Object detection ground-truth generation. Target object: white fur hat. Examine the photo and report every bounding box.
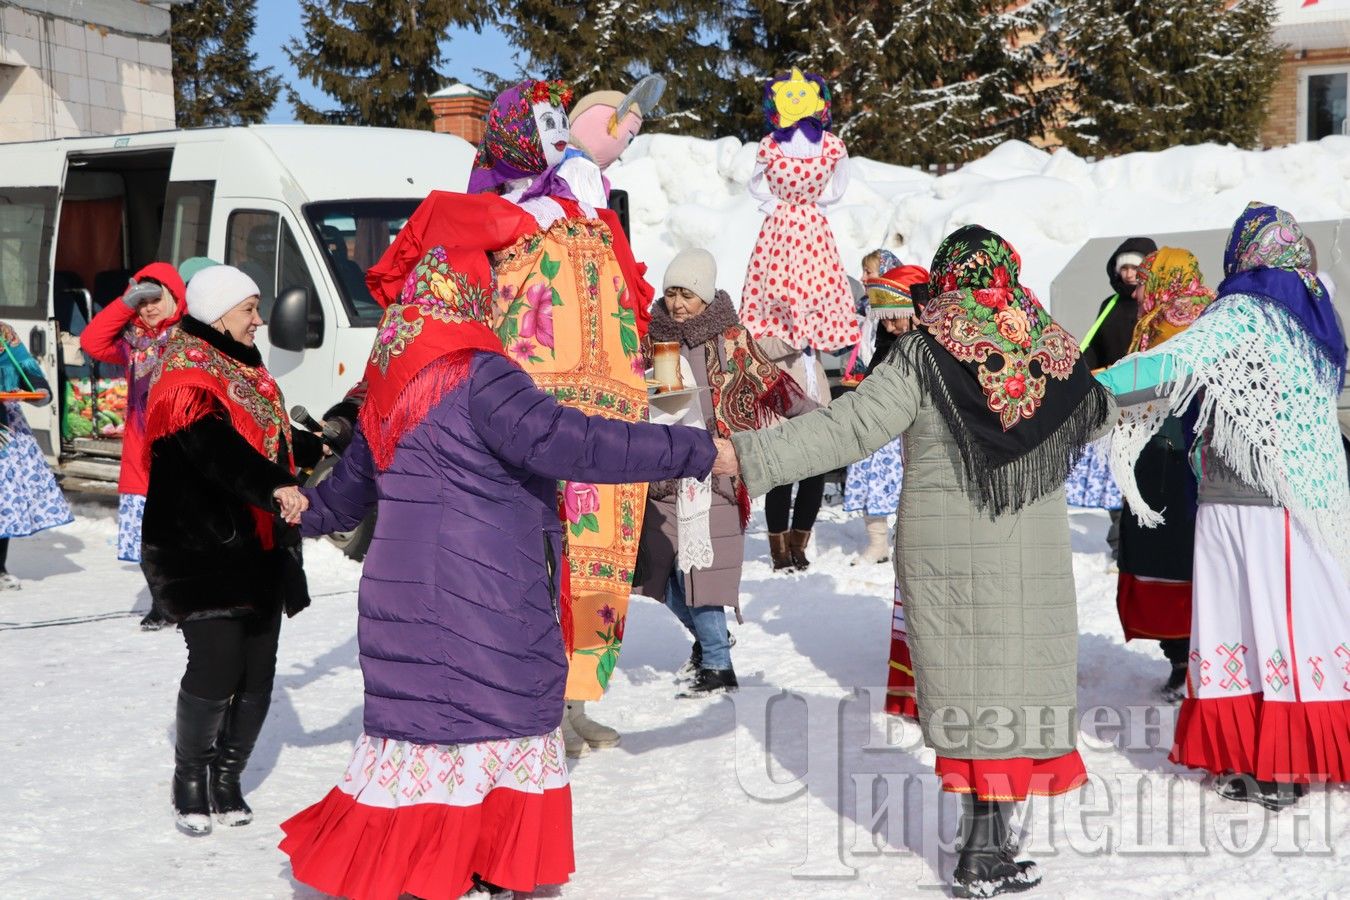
[186,264,260,325]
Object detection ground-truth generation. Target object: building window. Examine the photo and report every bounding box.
[1301,67,1350,141]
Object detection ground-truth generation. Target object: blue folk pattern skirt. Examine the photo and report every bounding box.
[844,437,904,517]
[1064,439,1121,510]
[117,493,145,563]
[0,404,73,538]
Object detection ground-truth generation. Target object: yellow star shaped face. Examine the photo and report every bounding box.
[771,68,825,128]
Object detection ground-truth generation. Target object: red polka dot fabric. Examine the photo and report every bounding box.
[740,133,859,353]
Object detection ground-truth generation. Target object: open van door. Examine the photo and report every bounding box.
[0,148,65,462]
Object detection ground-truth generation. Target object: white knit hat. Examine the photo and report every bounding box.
[663,248,717,304]
[186,264,260,324]
[1114,252,1145,272]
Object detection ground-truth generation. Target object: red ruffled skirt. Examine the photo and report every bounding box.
[935,751,1088,801]
[1116,573,1191,642]
[1174,504,1350,784]
[883,587,919,720]
[280,731,574,900]
[1171,693,1350,784]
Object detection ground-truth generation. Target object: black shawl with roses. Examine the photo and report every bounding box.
[888,225,1108,515]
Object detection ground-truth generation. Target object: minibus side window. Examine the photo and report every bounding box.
[157,181,215,267]
[278,220,317,306]
[225,210,279,316]
[0,188,56,318]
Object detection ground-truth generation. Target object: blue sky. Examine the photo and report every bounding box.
[252,3,517,124]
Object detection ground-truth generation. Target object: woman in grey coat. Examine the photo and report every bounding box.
[638,249,812,696]
[716,226,1113,898]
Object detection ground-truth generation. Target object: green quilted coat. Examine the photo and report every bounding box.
[732,356,1115,759]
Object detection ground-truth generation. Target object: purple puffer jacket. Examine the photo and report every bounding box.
[302,352,715,746]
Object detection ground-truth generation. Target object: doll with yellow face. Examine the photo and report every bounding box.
[765,67,831,134]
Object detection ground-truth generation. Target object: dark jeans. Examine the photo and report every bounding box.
[764,475,825,533]
[179,610,282,700]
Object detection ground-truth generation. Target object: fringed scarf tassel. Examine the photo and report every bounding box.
[143,384,277,548]
[753,373,807,428]
[142,385,217,470]
[559,544,575,656]
[361,350,476,471]
[889,336,1111,517]
[736,479,752,532]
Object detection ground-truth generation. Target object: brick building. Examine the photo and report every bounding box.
[428,82,489,145]
[0,0,185,142]
[1263,0,1350,146]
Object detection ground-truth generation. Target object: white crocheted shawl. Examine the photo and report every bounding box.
[1108,293,1349,572]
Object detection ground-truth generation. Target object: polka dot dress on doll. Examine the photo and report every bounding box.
[739,132,859,353]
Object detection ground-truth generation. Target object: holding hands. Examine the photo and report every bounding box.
[273,485,309,525]
[712,437,740,477]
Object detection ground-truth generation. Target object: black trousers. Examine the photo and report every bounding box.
[764,475,825,533]
[179,610,282,700]
[1159,637,1190,668]
[0,537,9,572]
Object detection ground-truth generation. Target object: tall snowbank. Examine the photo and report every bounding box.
[608,133,1350,306]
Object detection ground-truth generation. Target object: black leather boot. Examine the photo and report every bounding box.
[676,667,738,698]
[209,691,272,825]
[952,797,1041,898]
[173,690,230,835]
[1215,773,1305,811]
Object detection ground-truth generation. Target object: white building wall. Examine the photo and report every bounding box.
[0,1,176,142]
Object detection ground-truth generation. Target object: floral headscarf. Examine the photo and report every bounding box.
[890,225,1106,514]
[467,79,574,196]
[1216,202,1346,385]
[1128,247,1215,354]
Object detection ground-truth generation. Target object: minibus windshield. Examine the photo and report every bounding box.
[305,200,419,325]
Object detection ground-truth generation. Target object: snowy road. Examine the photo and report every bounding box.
[1,500,1345,898]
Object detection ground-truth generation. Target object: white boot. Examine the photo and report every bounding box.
[566,700,620,749]
[859,516,890,564]
[561,705,587,759]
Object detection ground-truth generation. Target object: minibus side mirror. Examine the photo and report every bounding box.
[270,286,322,351]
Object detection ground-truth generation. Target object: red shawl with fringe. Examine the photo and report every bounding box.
[360,192,539,470]
[144,324,291,547]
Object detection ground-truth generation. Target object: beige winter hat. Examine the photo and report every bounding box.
[662,248,717,304]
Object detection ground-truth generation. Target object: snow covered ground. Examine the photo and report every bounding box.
[2,497,1346,898]
[609,133,1350,306]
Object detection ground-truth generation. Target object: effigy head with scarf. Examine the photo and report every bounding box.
[467,79,576,203]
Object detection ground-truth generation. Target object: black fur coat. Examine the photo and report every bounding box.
[140,317,315,622]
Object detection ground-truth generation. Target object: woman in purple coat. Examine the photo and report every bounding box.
[279,213,716,900]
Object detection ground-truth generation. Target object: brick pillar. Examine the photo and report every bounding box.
[430,95,490,145]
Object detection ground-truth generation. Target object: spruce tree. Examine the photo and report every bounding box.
[1052,0,1281,155]
[287,0,487,128]
[494,1,728,138]
[726,1,1057,165]
[171,0,280,127]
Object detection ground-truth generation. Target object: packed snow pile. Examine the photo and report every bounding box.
[609,133,1350,303]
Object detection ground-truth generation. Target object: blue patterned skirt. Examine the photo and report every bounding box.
[0,404,73,538]
[844,437,904,516]
[117,493,145,563]
[1064,440,1121,510]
